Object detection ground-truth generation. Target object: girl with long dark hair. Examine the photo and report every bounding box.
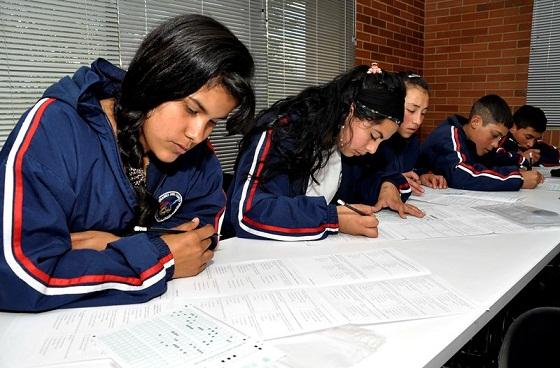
[0,14,255,311]
[225,63,424,241]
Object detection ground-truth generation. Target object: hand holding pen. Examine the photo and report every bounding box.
[150,218,216,278]
[336,199,379,238]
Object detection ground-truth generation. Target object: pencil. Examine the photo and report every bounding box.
[336,199,368,216]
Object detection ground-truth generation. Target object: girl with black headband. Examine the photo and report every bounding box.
[224,63,425,241]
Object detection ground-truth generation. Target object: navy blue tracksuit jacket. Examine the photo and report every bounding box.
[418,115,523,191]
[0,59,225,311]
[225,112,410,241]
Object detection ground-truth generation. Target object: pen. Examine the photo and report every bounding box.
[336,199,368,216]
[133,226,220,250]
[134,226,187,234]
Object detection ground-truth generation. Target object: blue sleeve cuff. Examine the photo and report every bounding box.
[148,235,174,280]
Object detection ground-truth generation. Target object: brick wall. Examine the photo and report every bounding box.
[422,0,533,139]
[355,0,425,72]
[356,0,560,147]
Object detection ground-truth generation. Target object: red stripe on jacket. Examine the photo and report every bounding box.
[11,98,170,287]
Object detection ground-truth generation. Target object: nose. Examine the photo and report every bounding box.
[527,139,536,148]
[412,111,422,125]
[185,117,209,145]
[365,139,381,154]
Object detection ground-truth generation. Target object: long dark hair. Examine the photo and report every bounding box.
[242,65,404,185]
[115,14,255,226]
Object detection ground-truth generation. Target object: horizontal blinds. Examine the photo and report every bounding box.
[266,0,354,105]
[527,0,560,127]
[0,0,119,144]
[0,0,354,172]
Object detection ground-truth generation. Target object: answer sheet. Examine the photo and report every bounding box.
[0,301,174,367]
[165,248,428,299]
[98,304,282,368]
[190,288,348,340]
[189,274,475,338]
[375,202,524,240]
[413,188,523,207]
[318,274,475,324]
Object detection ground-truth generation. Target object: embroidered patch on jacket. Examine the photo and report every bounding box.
[155,191,183,222]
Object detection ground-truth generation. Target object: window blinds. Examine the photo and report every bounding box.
[527,0,560,127]
[0,0,119,143]
[0,0,354,171]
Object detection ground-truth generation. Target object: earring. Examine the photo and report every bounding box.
[339,125,346,147]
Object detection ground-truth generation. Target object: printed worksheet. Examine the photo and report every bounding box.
[190,288,348,340]
[165,248,428,299]
[413,188,523,207]
[536,180,560,191]
[376,202,524,240]
[318,274,476,324]
[475,203,560,227]
[0,301,174,368]
[190,274,475,339]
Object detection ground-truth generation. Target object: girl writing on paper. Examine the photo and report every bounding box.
[225,63,424,241]
[0,14,255,311]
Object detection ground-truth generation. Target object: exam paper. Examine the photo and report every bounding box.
[191,275,475,339]
[0,301,174,368]
[165,248,428,299]
[376,203,524,240]
[98,305,283,368]
[414,188,523,207]
[318,274,475,324]
[475,203,560,227]
[536,180,560,191]
[190,288,348,340]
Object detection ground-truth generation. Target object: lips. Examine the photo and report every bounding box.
[173,142,188,155]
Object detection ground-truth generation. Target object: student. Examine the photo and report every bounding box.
[418,94,543,191]
[493,105,560,167]
[371,72,447,196]
[225,63,424,241]
[0,14,255,312]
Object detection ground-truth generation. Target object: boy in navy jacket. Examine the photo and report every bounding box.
[418,95,543,191]
[492,105,560,168]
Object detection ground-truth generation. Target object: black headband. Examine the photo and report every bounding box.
[355,88,404,125]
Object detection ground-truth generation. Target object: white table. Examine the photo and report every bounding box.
[212,188,560,367]
[1,188,559,368]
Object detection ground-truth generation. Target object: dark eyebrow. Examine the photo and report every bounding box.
[188,96,230,120]
[187,96,207,114]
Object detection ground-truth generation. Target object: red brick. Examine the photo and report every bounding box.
[503,32,530,41]
[487,73,515,81]
[450,5,477,15]
[461,43,489,52]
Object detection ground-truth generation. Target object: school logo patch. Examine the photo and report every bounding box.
[155,191,183,222]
